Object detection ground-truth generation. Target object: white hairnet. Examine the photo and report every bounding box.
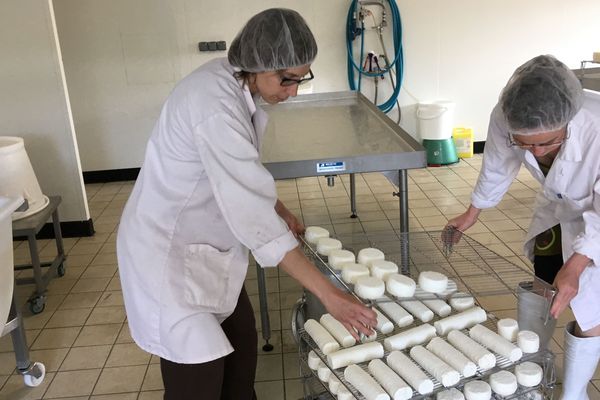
[228,8,317,73]
[500,55,583,136]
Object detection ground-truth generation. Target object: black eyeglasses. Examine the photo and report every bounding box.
[280,69,314,87]
[506,131,569,149]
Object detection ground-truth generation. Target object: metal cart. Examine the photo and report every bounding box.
[292,231,556,400]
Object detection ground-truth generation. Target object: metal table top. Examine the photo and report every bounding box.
[260,91,426,179]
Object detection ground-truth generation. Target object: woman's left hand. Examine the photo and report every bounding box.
[275,200,305,237]
[550,253,590,319]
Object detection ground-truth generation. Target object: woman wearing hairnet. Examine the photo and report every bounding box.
[116,8,376,400]
[444,55,600,399]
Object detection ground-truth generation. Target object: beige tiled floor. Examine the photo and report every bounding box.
[2,155,600,399]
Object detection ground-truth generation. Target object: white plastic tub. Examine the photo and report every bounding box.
[416,100,455,140]
[0,195,23,326]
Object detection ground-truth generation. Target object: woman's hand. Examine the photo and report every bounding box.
[550,253,590,318]
[275,200,305,237]
[321,287,377,340]
[442,205,482,244]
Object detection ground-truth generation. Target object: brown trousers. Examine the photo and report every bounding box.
[160,286,258,400]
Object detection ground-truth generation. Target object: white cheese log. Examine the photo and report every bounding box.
[418,271,448,293]
[328,249,356,270]
[341,263,370,284]
[386,274,416,298]
[358,248,385,266]
[316,237,342,256]
[368,359,413,400]
[464,380,491,400]
[434,306,487,336]
[387,350,434,395]
[489,370,518,396]
[361,330,378,343]
[308,350,321,370]
[469,324,523,362]
[437,388,465,400]
[328,374,342,395]
[383,323,437,351]
[317,361,332,382]
[305,226,329,244]
[320,313,356,348]
[377,300,414,328]
[447,330,496,370]
[355,276,386,300]
[515,361,543,387]
[517,330,540,353]
[327,342,384,370]
[497,318,519,341]
[426,337,477,378]
[304,319,340,355]
[399,299,435,322]
[374,308,394,334]
[409,345,460,387]
[421,298,452,317]
[344,364,391,400]
[337,386,355,400]
[370,260,399,280]
[448,292,475,311]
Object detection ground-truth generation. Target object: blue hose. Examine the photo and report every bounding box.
[346,0,404,113]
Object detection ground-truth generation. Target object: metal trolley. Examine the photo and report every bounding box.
[291,231,557,400]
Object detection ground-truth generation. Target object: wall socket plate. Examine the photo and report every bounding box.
[198,41,226,52]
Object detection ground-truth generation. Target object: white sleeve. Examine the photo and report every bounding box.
[471,104,523,209]
[572,178,600,266]
[193,111,298,267]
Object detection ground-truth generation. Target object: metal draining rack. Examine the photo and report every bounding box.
[295,231,556,400]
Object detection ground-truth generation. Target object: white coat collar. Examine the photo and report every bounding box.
[556,113,583,163]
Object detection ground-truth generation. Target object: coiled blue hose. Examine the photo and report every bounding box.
[346,0,404,114]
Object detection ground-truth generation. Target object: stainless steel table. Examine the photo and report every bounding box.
[255,91,426,350]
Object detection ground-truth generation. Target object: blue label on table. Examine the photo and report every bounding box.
[317,161,346,173]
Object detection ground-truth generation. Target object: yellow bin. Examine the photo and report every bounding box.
[452,127,474,158]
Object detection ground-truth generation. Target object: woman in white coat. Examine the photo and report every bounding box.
[116,8,376,400]
[444,55,600,399]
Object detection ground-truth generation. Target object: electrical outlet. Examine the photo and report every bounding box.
[198,41,227,52]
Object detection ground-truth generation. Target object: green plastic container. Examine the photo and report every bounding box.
[422,138,459,166]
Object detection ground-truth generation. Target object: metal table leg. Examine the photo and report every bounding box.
[394,169,410,273]
[26,233,46,313]
[349,173,357,218]
[256,263,273,351]
[51,208,66,277]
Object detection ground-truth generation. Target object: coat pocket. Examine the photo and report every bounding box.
[183,243,238,313]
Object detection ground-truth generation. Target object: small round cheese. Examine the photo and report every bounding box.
[341,263,370,284]
[305,226,329,244]
[449,292,475,311]
[357,247,385,266]
[386,273,416,298]
[497,318,519,342]
[437,388,465,400]
[517,330,540,353]
[328,249,356,270]
[464,380,492,400]
[489,370,518,396]
[308,350,321,370]
[418,271,448,293]
[316,237,342,256]
[317,361,331,382]
[370,259,399,280]
[355,276,386,300]
[515,361,543,387]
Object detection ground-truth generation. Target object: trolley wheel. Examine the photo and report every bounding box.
[57,263,66,277]
[28,296,46,314]
[22,362,45,387]
[350,214,358,219]
[262,342,274,352]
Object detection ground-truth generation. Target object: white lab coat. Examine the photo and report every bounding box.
[472,90,600,331]
[116,58,298,363]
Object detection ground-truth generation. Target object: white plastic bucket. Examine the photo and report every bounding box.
[0,196,23,326]
[416,100,455,140]
[0,137,49,220]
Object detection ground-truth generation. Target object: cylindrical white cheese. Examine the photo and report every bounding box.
[437,388,465,400]
[344,364,390,400]
[374,308,394,334]
[497,318,519,341]
[319,313,356,348]
[361,330,378,343]
[328,374,342,395]
[387,350,434,395]
[377,300,414,328]
[357,248,385,266]
[517,330,540,353]
[386,274,416,298]
[305,226,329,245]
[421,298,452,317]
[383,323,437,351]
[337,386,355,400]
[370,260,399,280]
[434,306,487,336]
[489,370,518,396]
[355,276,386,300]
[446,330,496,370]
[316,237,342,256]
[469,324,523,362]
[304,319,340,355]
[341,263,370,284]
[399,300,435,322]
[308,350,321,370]
[426,337,477,378]
[515,361,543,387]
[464,380,491,400]
[317,361,332,382]
[409,345,460,388]
[368,359,412,400]
[327,342,385,370]
[418,271,448,293]
[449,292,475,311]
[328,249,356,270]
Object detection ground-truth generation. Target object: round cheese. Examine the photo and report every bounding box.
[489,370,518,396]
[515,361,543,387]
[517,330,540,353]
[357,247,385,266]
[355,276,386,300]
[317,361,331,382]
[328,249,356,270]
[449,292,475,311]
[307,350,320,370]
[305,226,329,245]
[437,388,465,400]
[418,271,448,293]
[497,318,519,342]
[341,263,370,284]
[386,273,416,298]
[370,260,399,280]
[316,237,342,256]
[464,380,492,400]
